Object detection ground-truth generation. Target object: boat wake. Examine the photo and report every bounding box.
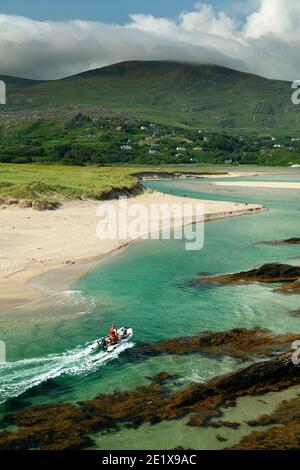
[0,340,134,405]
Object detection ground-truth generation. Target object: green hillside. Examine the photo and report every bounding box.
[1,61,299,133]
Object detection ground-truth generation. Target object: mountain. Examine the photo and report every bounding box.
[1,61,299,133]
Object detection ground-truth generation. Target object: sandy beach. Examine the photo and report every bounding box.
[212,181,300,189]
[0,191,265,312]
[204,172,258,178]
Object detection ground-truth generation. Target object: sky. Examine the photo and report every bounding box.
[0,1,253,23]
[0,0,299,81]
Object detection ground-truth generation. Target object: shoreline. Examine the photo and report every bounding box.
[212,181,300,189]
[0,191,266,314]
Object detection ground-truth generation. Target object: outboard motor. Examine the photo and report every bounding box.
[98,338,108,351]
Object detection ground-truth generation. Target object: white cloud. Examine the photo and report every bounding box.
[244,0,300,41]
[0,1,299,81]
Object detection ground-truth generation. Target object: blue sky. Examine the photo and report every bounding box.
[0,0,248,22]
[0,0,297,82]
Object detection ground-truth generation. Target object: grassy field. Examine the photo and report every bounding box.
[0,164,139,208]
[0,163,224,208]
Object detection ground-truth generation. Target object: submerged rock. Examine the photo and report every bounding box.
[146,372,180,385]
[261,237,300,245]
[1,350,299,450]
[289,309,300,317]
[194,263,300,285]
[230,396,300,450]
[276,281,300,295]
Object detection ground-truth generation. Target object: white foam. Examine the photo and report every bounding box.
[0,340,134,405]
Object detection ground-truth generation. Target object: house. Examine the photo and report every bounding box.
[116,126,122,131]
[176,147,187,152]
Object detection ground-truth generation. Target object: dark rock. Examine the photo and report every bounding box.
[290,309,300,318]
[1,346,299,449]
[195,263,300,285]
[261,237,300,245]
[209,421,240,430]
[132,328,300,361]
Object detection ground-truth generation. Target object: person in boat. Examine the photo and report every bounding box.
[109,324,119,345]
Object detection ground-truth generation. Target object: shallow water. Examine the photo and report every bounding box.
[0,168,300,448]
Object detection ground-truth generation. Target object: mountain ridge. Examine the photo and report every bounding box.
[0,61,298,133]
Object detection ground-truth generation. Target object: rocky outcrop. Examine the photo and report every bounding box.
[194,263,300,285]
[0,350,299,450]
[131,328,299,361]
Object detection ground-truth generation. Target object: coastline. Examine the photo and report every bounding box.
[0,190,266,313]
[212,181,300,189]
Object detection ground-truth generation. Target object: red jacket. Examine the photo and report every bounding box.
[109,327,117,337]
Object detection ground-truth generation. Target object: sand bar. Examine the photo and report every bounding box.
[0,191,265,312]
[212,181,300,189]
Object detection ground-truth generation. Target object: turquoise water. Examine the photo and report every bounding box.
[0,170,300,448]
